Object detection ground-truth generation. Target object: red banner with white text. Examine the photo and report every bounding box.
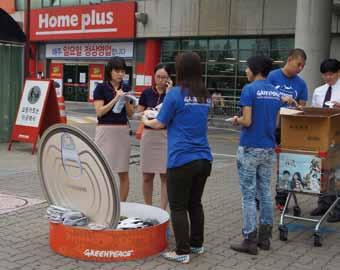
[30,2,136,41]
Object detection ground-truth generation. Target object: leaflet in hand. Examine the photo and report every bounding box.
[144,109,158,119]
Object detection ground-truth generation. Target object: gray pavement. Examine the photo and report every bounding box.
[1,126,340,270]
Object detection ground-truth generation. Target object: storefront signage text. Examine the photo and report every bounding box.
[46,42,133,59]
[30,2,136,41]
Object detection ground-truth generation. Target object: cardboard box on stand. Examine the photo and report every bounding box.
[280,108,340,152]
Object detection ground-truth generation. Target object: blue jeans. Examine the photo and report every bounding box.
[236,146,274,237]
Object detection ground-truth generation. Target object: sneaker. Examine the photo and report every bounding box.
[162,251,190,264]
[190,246,204,254]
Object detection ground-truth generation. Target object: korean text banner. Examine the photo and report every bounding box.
[30,2,136,41]
[46,42,133,59]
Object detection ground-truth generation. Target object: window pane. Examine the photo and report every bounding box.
[16,0,25,10]
[207,63,236,76]
[43,0,63,6]
[162,40,180,51]
[236,77,248,90]
[209,39,237,50]
[271,49,289,62]
[181,39,207,50]
[207,77,235,90]
[238,50,253,62]
[239,38,270,52]
[161,51,178,62]
[81,0,101,4]
[271,38,294,50]
[207,50,237,62]
[60,0,79,6]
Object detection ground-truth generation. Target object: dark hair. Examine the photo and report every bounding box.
[320,58,339,74]
[247,55,273,77]
[175,52,209,102]
[154,63,171,75]
[292,172,302,180]
[105,56,127,81]
[288,48,307,61]
[283,170,290,175]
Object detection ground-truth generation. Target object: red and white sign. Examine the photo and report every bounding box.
[88,64,105,102]
[46,42,133,59]
[8,79,61,154]
[49,63,63,97]
[30,2,136,41]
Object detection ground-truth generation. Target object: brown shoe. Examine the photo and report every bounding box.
[230,230,258,255]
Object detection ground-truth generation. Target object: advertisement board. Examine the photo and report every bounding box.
[30,2,136,41]
[278,152,321,193]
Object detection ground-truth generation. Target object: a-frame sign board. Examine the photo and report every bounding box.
[8,79,61,154]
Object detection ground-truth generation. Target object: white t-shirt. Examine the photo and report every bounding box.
[312,79,340,107]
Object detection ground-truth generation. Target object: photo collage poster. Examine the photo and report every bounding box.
[278,152,321,194]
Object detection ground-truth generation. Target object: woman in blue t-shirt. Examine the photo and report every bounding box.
[93,57,134,202]
[143,52,213,264]
[137,64,172,210]
[230,56,282,255]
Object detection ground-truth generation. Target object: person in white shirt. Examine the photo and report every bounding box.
[310,58,340,222]
[312,58,340,108]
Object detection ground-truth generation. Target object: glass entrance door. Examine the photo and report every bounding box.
[63,64,89,102]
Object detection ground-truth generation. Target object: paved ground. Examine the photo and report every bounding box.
[1,119,340,269]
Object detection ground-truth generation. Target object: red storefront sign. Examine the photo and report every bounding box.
[30,2,136,41]
[88,64,105,102]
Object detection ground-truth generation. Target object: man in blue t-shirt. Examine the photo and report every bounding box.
[230,56,283,255]
[267,48,308,211]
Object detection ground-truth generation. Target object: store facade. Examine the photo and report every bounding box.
[29,1,137,101]
[3,0,340,108]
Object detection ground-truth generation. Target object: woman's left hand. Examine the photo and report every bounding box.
[166,79,173,93]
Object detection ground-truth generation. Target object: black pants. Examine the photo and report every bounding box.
[167,159,212,255]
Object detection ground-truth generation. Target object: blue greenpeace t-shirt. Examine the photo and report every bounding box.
[156,86,213,168]
[267,69,308,106]
[239,80,282,148]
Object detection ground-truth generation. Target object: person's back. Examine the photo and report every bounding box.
[239,80,281,149]
[142,52,213,264]
[161,86,212,168]
[230,55,282,256]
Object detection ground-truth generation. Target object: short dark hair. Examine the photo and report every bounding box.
[154,63,171,75]
[246,55,273,77]
[175,52,209,102]
[288,48,307,61]
[105,56,127,81]
[283,170,290,175]
[320,58,339,74]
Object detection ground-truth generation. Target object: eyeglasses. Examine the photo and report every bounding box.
[155,75,169,81]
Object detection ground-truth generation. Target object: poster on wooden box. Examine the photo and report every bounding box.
[278,153,321,194]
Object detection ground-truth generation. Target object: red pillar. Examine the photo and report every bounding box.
[135,39,161,95]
